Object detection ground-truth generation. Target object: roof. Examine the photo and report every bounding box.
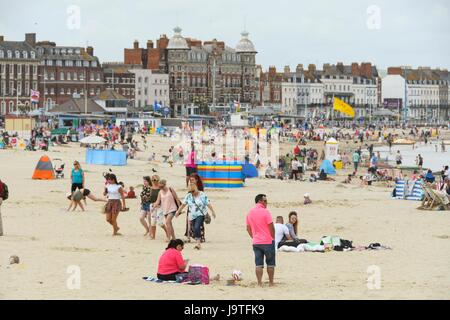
[235,31,256,53]
[49,98,105,114]
[35,45,98,62]
[167,27,189,50]
[0,41,39,60]
[94,89,128,101]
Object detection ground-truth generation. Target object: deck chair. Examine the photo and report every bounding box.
[419,184,450,211]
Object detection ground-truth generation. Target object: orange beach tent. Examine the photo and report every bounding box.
[32,155,55,180]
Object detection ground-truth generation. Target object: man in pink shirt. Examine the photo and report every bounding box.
[246,194,275,287]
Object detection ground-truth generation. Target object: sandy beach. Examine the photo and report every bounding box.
[1,135,450,300]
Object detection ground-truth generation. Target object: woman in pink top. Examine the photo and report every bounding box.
[157,239,188,281]
[185,144,197,187]
[152,179,181,241]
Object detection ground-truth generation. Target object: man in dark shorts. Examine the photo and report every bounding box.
[246,194,275,287]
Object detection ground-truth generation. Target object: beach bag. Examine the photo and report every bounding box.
[188,265,210,285]
[204,213,211,224]
[0,182,8,200]
[169,187,181,210]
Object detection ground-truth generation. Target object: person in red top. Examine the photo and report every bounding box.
[157,239,189,281]
[294,144,300,157]
[246,194,275,287]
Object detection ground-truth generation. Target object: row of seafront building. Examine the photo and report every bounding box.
[0,30,449,123]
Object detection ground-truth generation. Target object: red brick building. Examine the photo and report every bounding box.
[34,37,104,109]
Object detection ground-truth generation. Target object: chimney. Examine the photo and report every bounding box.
[0,35,4,43]
[337,62,344,73]
[387,67,403,76]
[296,64,304,73]
[134,40,139,49]
[147,40,154,49]
[268,66,276,76]
[308,64,316,72]
[25,33,36,46]
[86,46,94,56]
[283,65,290,75]
[351,63,360,76]
[361,62,372,78]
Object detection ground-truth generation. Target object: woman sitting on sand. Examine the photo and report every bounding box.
[318,169,335,181]
[103,174,127,236]
[157,239,189,281]
[278,211,308,247]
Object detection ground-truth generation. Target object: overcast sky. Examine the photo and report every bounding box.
[1,0,449,71]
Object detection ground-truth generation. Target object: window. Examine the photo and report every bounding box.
[15,51,20,58]
[76,60,82,67]
[60,72,65,80]
[67,72,71,81]
[67,88,71,95]
[0,50,3,58]
[92,61,97,67]
[60,88,65,95]
[7,50,12,58]
[56,60,62,67]
[23,51,28,59]
[25,81,29,95]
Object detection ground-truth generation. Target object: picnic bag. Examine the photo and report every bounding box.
[188,265,210,285]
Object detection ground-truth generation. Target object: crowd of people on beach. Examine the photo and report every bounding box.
[1,118,450,286]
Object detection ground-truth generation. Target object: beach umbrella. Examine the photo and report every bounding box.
[79,135,106,144]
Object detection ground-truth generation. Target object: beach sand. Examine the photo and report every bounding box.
[1,136,450,300]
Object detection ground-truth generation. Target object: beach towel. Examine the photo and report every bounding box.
[405,179,425,201]
[142,276,176,283]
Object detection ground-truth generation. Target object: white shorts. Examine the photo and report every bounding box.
[150,207,165,227]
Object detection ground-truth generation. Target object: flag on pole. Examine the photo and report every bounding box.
[153,100,162,112]
[31,90,40,104]
[234,100,241,112]
[333,97,355,118]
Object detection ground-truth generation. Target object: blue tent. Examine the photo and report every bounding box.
[242,163,259,178]
[319,159,336,175]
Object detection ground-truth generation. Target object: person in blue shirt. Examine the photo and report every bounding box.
[71,161,85,193]
[425,170,435,183]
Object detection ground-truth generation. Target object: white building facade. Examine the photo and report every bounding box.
[133,69,169,109]
[382,71,449,123]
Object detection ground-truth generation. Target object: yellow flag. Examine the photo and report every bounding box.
[333,98,355,118]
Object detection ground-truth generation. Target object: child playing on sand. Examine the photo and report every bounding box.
[127,186,136,199]
[303,193,312,205]
[67,188,106,212]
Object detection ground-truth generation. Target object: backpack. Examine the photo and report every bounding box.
[188,265,210,285]
[1,182,8,200]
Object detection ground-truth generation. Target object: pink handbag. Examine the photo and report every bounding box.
[188,265,210,285]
